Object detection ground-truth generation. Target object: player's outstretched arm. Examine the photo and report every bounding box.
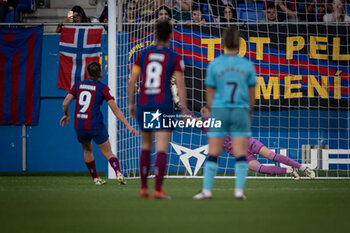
[107,100,139,136]
[171,84,195,118]
[60,93,74,127]
[171,84,209,133]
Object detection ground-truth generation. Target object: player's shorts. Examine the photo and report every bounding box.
[246,138,265,163]
[136,106,174,131]
[208,108,251,138]
[75,127,109,145]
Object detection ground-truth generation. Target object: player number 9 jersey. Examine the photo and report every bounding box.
[68,79,114,130]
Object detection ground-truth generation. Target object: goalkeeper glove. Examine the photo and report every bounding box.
[171,84,180,105]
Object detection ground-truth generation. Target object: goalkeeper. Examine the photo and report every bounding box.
[171,86,316,180]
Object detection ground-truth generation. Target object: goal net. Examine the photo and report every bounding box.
[108,1,350,179]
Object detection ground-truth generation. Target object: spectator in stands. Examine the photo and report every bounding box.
[263,0,305,22]
[186,5,206,25]
[260,2,278,22]
[94,0,108,22]
[137,0,164,21]
[152,5,176,24]
[323,0,350,22]
[202,0,235,22]
[56,5,91,33]
[219,5,237,23]
[275,0,299,21]
[123,1,142,22]
[167,0,192,21]
[306,0,332,21]
[0,0,17,23]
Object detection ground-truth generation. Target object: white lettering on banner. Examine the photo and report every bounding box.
[321,149,350,170]
[278,149,318,170]
[169,145,349,176]
[278,149,350,170]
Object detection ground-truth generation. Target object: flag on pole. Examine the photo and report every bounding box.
[0,26,43,126]
[57,26,103,90]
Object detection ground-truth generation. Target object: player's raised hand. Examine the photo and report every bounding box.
[60,115,70,127]
[128,125,139,136]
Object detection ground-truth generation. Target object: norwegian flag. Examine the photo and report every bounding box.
[57,26,103,90]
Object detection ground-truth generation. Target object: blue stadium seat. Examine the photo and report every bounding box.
[202,4,215,23]
[5,9,17,23]
[237,3,264,22]
[4,1,36,26]
[239,3,264,10]
[346,4,350,15]
[17,0,36,11]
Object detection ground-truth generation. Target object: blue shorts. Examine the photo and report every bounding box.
[136,106,174,131]
[75,127,109,145]
[208,108,251,138]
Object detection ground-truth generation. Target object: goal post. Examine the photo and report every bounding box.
[107,2,350,179]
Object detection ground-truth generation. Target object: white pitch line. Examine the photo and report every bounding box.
[115,176,350,180]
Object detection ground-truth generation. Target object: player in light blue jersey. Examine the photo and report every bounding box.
[193,26,256,200]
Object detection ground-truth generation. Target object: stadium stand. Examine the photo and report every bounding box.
[4,7,16,22]
[17,0,35,11]
[20,0,96,33]
[237,3,264,22]
[201,4,215,23]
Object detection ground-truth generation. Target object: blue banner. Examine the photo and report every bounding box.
[0,26,43,125]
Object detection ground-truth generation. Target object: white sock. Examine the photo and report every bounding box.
[286,167,293,173]
[235,188,244,197]
[202,189,212,196]
[299,165,306,171]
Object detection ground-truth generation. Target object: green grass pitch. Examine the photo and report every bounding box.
[0,176,349,233]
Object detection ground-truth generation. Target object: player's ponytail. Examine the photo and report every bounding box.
[87,61,103,81]
[223,26,240,50]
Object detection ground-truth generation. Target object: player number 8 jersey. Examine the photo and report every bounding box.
[134,45,184,108]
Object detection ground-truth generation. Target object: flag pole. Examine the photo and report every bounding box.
[107,0,118,179]
[22,125,26,171]
[117,0,123,31]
